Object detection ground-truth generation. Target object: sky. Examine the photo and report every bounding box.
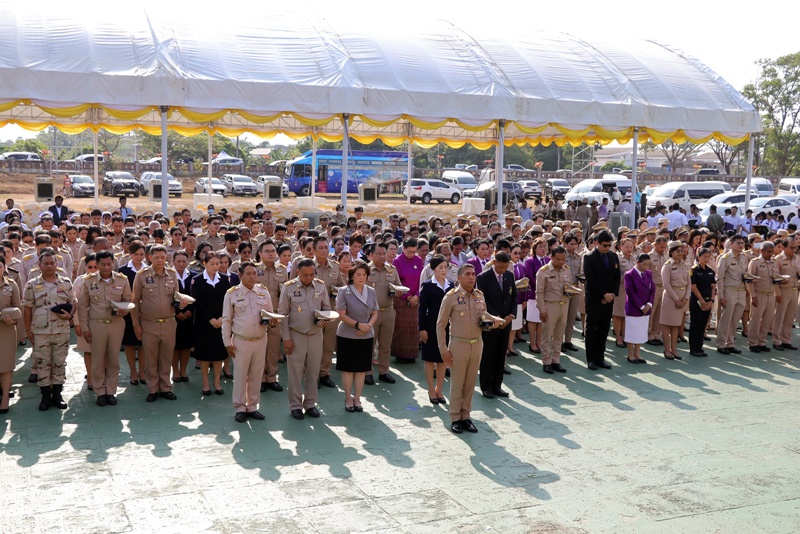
[1,0,797,146]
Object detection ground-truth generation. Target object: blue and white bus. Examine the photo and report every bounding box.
[285,150,408,196]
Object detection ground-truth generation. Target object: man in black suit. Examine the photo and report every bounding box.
[48,196,68,226]
[583,230,621,370]
[476,251,517,398]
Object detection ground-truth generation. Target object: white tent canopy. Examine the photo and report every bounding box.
[0,4,760,148]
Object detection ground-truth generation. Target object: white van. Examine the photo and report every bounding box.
[646,181,730,211]
[564,175,637,205]
[778,178,800,195]
[441,170,477,192]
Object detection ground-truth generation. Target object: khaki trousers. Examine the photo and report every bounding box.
[320,316,339,378]
[542,301,568,365]
[448,338,482,422]
[716,287,746,348]
[749,291,776,347]
[33,332,70,387]
[233,336,268,412]
[142,319,176,394]
[772,286,798,346]
[372,308,396,374]
[648,285,664,340]
[263,324,282,383]
[564,294,583,344]
[288,330,323,410]
[89,319,124,396]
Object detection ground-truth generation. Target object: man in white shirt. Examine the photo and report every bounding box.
[723,206,742,233]
[741,209,755,234]
[665,203,688,231]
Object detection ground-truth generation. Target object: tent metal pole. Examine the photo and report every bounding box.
[496,120,505,213]
[207,126,213,206]
[342,114,350,214]
[160,106,169,216]
[311,128,317,203]
[93,122,99,205]
[744,136,755,213]
[407,123,413,206]
[630,128,639,229]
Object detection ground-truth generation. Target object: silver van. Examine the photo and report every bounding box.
[646,181,730,211]
[778,178,800,195]
[441,170,477,192]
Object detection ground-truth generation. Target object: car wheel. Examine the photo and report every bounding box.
[410,199,417,204]
[299,185,310,197]
[134,192,139,198]
[450,194,460,204]
[422,193,432,204]
[176,194,182,198]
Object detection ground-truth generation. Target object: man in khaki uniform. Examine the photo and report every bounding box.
[22,250,75,411]
[438,264,500,434]
[366,242,402,385]
[536,246,573,374]
[647,236,668,345]
[78,250,132,406]
[278,259,331,419]
[255,239,288,392]
[307,236,343,388]
[223,261,277,423]
[197,216,225,251]
[772,238,800,351]
[131,245,179,402]
[563,234,583,351]
[747,241,780,353]
[715,235,748,354]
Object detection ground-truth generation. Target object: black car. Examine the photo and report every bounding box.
[102,171,140,197]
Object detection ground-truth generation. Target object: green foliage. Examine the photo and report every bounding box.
[9,138,49,154]
[136,132,255,164]
[743,51,800,176]
[600,160,628,172]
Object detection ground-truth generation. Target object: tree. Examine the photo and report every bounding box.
[600,160,628,172]
[743,51,800,176]
[658,140,698,177]
[10,138,48,155]
[708,139,746,175]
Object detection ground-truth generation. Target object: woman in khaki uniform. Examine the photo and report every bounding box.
[0,257,21,413]
[72,254,98,391]
[613,238,637,348]
[660,241,691,360]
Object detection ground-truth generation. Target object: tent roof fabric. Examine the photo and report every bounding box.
[0,4,761,147]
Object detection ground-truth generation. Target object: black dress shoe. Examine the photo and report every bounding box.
[429,396,440,404]
[482,390,494,399]
[587,362,598,370]
[181,376,189,382]
[214,389,224,395]
[690,351,704,357]
[202,389,211,396]
[266,382,283,392]
[445,368,450,378]
[260,382,268,393]
[543,364,554,374]
[160,391,177,400]
[699,352,708,357]
[562,343,579,352]
[364,375,375,385]
[729,347,742,354]
[717,347,731,355]
[503,366,512,375]
[506,350,519,357]
[636,358,648,364]
[646,339,663,346]
[437,397,447,404]
[106,395,117,406]
[461,419,478,433]
[378,373,396,384]
[749,346,761,353]
[96,395,108,407]
[551,363,567,373]
[28,373,38,383]
[291,409,305,420]
[247,410,266,420]
[783,344,799,350]
[492,388,510,397]
[235,411,247,423]
[626,358,640,364]
[305,407,321,418]
[759,345,771,352]
[319,376,336,388]
[450,420,463,434]
[223,371,234,379]
[146,393,158,402]
[773,344,785,351]
[703,336,712,341]
[130,379,139,386]
[597,360,612,369]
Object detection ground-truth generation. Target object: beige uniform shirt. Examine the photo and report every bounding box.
[64,239,84,268]
[130,265,179,324]
[278,278,331,338]
[748,256,780,296]
[535,263,573,312]
[649,250,668,286]
[312,258,344,299]
[367,261,403,310]
[436,287,486,352]
[255,261,289,309]
[715,251,748,294]
[221,283,273,344]
[22,275,75,335]
[565,252,582,284]
[77,272,133,326]
[197,232,225,251]
[662,259,691,301]
[775,252,800,290]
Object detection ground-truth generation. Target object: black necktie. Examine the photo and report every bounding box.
[602,253,610,270]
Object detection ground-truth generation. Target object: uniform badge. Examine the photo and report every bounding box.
[457,295,465,304]
[293,289,301,297]
[90,283,98,290]
[146,276,154,284]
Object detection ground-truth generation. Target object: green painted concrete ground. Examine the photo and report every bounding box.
[2,326,800,533]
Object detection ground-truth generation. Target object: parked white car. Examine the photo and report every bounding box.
[404,179,462,204]
[194,177,228,196]
[255,175,289,197]
[139,172,183,197]
[220,174,258,196]
[0,151,42,161]
[517,180,542,198]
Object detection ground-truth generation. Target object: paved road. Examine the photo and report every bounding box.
[2,325,800,533]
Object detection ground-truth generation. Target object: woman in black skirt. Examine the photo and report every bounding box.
[419,255,454,405]
[118,240,146,385]
[336,260,379,413]
[191,251,231,395]
[171,250,194,382]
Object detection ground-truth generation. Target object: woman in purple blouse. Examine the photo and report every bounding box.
[390,237,424,361]
[523,237,550,354]
[507,244,529,356]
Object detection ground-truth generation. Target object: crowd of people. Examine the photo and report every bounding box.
[0,190,798,435]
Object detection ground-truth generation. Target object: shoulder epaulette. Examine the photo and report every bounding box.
[22,253,33,261]
[446,287,459,295]
[284,278,297,286]
[314,278,325,284]
[474,288,485,295]
[7,266,17,274]
[226,286,238,294]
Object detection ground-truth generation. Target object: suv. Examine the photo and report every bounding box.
[517,180,542,198]
[256,175,289,197]
[221,174,258,196]
[0,151,41,161]
[465,181,526,208]
[102,171,139,197]
[544,178,571,199]
[404,179,462,204]
[139,172,183,197]
[194,177,228,196]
